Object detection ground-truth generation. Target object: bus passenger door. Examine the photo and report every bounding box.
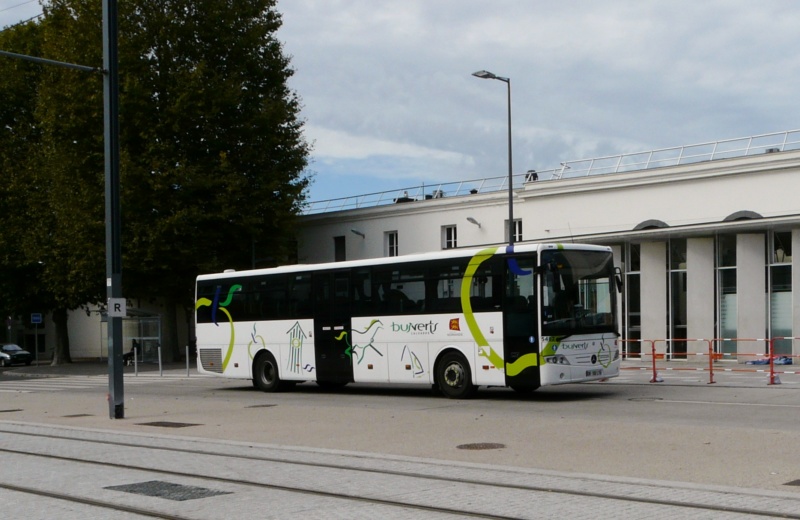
[504,255,541,390]
[313,271,353,384]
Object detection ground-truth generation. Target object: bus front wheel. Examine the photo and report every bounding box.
[436,351,476,399]
[253,351,283,392]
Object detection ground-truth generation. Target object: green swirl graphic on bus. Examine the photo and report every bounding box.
[195,284,242,372]
[334,319,384,364]
[461,247,539,376]
[597,342,613,368]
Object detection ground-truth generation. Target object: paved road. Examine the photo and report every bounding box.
[0,360,798,518]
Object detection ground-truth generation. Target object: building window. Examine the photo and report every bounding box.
[505,219,523,243]
[385,231,399,257]
[442,225,457,249]
[716,234,737,356]
[769,231,792,355]
[668,238,687,358]
[624,243,641,356]
[334,236,346,262]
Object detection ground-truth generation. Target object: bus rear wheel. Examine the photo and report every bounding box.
[436,351,476,399]
[253,351,283,392]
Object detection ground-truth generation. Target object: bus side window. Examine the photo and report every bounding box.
[262,276,286,320]
[353,268,372,316]
[290,274,313,318]
[430,261,462,313]
[226,279,246,320]
[371,264,425,315]
[195,282,217,324]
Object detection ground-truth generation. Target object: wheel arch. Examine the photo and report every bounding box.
[251,347,279,379]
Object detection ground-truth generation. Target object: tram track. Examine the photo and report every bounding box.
[0,425,798,519]
[0,481,191,520]
[0,442,496,519]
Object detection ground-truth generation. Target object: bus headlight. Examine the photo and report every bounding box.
[544,355,571,365]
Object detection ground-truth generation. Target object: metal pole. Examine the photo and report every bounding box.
[103,0,124,419]
[0,50,102,73]
[506,78,513,246]
[472,70,514,246]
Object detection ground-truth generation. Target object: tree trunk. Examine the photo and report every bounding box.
[50,307,72,365]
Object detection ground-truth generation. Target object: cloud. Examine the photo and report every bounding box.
[7,1,800,202]
[308,125,472,167]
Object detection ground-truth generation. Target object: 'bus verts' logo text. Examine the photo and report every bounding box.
[391,321,438,335]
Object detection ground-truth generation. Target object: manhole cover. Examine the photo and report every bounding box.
[136,421,201,428]
[785,479,800,487]
[105,480,231,501]
[62,414,93,418]
[629,397,663,402]
[0,409,22,413]
[246,404,277,408]
[457,443,506,450]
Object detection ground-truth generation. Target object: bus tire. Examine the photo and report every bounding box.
[253,351,283,392]
[436,351,476,399]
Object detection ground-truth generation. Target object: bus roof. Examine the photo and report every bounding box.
[196,242,612,282]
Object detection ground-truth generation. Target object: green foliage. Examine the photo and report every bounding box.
[118,0,310,305]
[0,19,48,318]
[29,0,106,313]
[0,0,311,325]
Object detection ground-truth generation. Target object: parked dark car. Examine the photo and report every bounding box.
[0,344,33,367]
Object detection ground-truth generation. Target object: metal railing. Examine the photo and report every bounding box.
[303,129,800,214]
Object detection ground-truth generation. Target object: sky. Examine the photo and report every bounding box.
[4,1,800,204]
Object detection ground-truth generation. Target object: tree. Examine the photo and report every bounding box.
[0,19,56,342]
[0,0,310,361]
[30,0,107,364]
[117,0,310,359]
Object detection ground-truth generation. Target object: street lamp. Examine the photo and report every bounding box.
[472,70,514,246]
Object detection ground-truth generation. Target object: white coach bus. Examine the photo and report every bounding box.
[195,243,621,398]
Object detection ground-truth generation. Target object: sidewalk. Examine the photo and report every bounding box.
[4,421,799,519]
[3,355,800,517]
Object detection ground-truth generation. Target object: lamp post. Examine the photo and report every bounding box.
[472,69,514,246]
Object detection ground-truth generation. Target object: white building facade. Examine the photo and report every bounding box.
[298,132,800,362]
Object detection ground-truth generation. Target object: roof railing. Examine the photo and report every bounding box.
[303,129,800,214]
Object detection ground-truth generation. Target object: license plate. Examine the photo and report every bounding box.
[586,369,602,377]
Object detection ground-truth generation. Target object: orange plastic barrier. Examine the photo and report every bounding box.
[649,338,715,384]
[769,337,800,385]
[618,339,653,359]
[622,337,798,385]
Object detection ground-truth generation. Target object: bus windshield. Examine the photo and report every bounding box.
[541,249,617,336]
